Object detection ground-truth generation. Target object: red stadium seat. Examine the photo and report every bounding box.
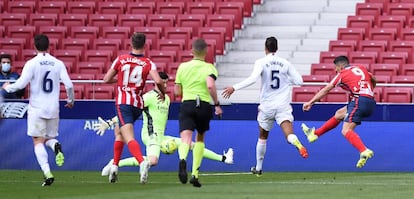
[67,1,95,14]
[382,87,413,103]
[373,86,383,102]
[215,2,244,29]
[54,49,82,68]
[8,1,35,14]
[38,26,67,40]
[69,73,95,80]
[147,14,176,29]
[302,75,331,82]
[101,26,130,39]
[389,40,414,62]
[176,14,205,36]
[407,16,414,27]
[329,40,357,52]
[391,75,414,84]
[186,2,215,15]
[7,26,36,42]
[292,86,321,102]
[177,50,194,62]
[378,52,408,65]
[61,38,90,54]
[21,49,37,61]
[84,50,113,64]
[310,63,336,76]
[38,1,66,13]
[158,39,186,51]
[88,14,117,27]
[84,85,115,99]
[70,26,99,40]
[225,0,254,17]
[337,28,365,41]
[400,28,414,40]
[58,14,87,28]
[126,2,155,15]
[323,87,349,102]
[29,14,58,26]
[206,14,235,42]
[153,62,167,73]
[319,51,348,64]
[60,85,84,100]
[0,38,26,54]
[347,15,375,29]
[377,15,405,34]
[374,75,391,83]
[76,62,104,74]
[164,27,193,41]
[156,2,185,14]
[198,27,226,55]
[370,63,399,76]
[387,3,414,19]
[97,2,126,14]
[355,3,383,18]
[148,50,176,63]
[117,14,146,29]
[0,13,26,26]
[358,40,387,52]
[400,64,414,75]
[166,62,180,75]
[92,38,122,53]
[349,51,378,64]
[368,28,397,40]
[13,61,26,74]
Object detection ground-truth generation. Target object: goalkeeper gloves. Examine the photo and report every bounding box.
[93,116,117,136]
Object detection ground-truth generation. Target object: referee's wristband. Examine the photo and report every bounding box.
[214,102,220,106]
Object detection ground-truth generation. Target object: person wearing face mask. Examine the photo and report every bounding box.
[0,54,25,99]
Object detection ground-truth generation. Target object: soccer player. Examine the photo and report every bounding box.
[222,36,308,177]
[302,55,376,168]
[103,32,166,184]
[94,72,233,176]
[175,38,223,187]
[2,34,74,186]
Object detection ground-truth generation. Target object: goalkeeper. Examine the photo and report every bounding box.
[94,72,233,176]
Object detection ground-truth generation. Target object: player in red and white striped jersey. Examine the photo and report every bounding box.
[103,32,165,184]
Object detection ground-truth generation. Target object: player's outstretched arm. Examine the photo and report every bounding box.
[93,116,118,136]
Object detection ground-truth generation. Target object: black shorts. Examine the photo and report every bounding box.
[116,104,142,127]
[179,100,213,133]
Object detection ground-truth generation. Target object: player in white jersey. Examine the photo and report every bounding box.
[222,36,308,176]
[2,34,74,186]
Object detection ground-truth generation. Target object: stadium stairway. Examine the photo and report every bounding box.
[216,0,364,103]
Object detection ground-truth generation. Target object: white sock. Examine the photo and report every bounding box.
[34,143,51,175]
[45,139,58,152]
[287,134,299,145]
[255,138,267,171]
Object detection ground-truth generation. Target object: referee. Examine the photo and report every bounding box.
[174,38,223,188]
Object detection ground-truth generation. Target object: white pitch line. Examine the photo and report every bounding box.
[200,172,252,176]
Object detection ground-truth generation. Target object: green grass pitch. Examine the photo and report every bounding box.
[1,170,413,199]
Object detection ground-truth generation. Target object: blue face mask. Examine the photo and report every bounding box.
[2,63,10,73]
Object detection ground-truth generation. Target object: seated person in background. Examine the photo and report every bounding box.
[0,54,25,99]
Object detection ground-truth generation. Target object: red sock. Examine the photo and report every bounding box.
[315,116,341,137]
[344,130,367,152]
[127,140,144,163]
[113,140,124,166]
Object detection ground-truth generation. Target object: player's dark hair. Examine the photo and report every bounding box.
[131,32,146,50]
[265,36,278,52]
[0,54,12,62]
[34,34,49,51]
[192,38,208,53]
[159,71,169,80]
[333,55,349,65]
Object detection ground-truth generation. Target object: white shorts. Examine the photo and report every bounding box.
[27,112,59,138]
[257,104,294,132]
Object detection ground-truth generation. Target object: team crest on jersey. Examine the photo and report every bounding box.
[0,102,28,118]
